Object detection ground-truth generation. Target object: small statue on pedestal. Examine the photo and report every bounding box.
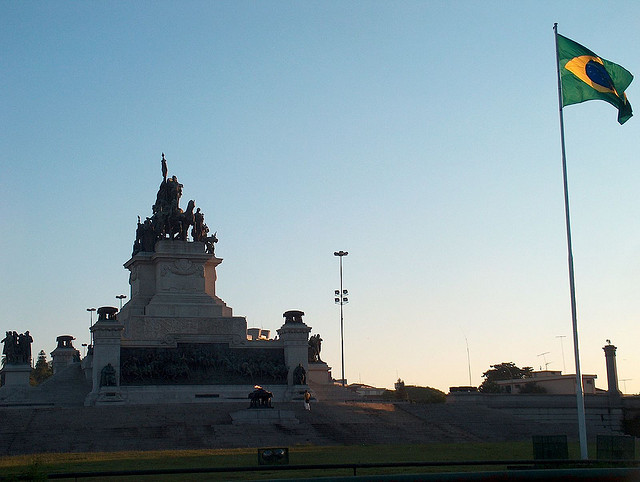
[293,364,306,385]
[2,330,33,364]
[100,363,117,387]
[308,334,322,363]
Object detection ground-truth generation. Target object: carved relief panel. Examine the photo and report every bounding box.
[157,259,204,293]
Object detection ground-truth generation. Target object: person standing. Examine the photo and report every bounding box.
[304,390,311,411]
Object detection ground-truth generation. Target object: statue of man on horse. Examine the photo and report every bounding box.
[131,154,215,255]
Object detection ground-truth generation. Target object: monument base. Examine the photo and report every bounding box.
[0,364,32,387]
[307,362,332,385]
[85,387,125,406]
[84,384,292,405]
[230,409,298,425]
[286,385,310,401]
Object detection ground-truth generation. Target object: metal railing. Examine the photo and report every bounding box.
[5,459,636,481]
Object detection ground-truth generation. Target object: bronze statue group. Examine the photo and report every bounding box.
[1,331,33,365]
[132,154,218,256]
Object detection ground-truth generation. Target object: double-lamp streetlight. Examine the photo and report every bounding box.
[334,251,348,387]
[116,294,127,310]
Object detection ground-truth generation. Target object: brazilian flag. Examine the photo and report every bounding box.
[557,34,633,124]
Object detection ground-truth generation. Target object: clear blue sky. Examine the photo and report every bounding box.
[2,1,639,394]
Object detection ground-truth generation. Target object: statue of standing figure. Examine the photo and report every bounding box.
[19,331,33,364]
[164,176,183,212]
[2,331,16,363]
[293,363,306,385]
[132,216,143,255]
[308,334,322,363]
[161,152,168,182]
[1,330,33,364]
[192,207,205,242]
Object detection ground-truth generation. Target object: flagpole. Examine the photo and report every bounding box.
[553,22,588,460]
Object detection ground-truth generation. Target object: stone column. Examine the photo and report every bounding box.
[87,307,124,404]
[603,342,621,397]
[276,311,311,386]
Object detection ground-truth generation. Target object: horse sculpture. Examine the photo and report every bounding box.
[178,200,195,240]
[165,200,195,240]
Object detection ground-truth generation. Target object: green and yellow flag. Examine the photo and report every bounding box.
[557,34,633,124]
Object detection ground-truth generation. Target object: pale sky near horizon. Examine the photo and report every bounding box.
[2,1,640,395]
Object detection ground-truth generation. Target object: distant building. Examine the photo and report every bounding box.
[347,383,386,397]
[495,370,599,395]
[449,386,478,393]
[247,328,271,341]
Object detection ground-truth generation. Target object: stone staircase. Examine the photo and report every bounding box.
[0,363,91,408]
[397,403,575,442]
[0,402,329,455]
[36,363,92,406]
[307,380,355,402]
[0,398,628,456]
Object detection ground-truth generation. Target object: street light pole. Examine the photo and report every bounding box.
[87,307,96,347]
[334,251,348,387]
[116,294,127,311]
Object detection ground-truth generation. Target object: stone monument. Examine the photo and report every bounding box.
[603,341,622,398]
[85,155,327,405]
[1,331,33,387]
[86,307,125,405]
[307,332,333,386]
[50,335,81,374]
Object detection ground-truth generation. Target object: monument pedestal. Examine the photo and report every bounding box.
[87,311,124,405]
[120,240,247,346]
[0,364,31,387]
[93,386,125,405]
[51,335,80,374]
[277,313,311,386]
[307,362,332,385]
